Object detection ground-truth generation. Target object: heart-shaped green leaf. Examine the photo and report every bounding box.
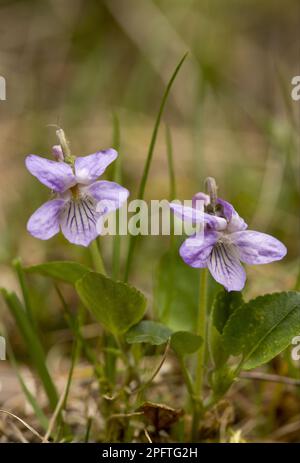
[126,320,172,345]
[222,291,300,370]
[76,272,147,335]
[213,290,244,334]
[26,261,90,285]
[171,331,202,357]
[210,290,244,368]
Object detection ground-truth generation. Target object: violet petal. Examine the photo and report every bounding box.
[52,145,64,162]
[26,155,76,192]
[84,180,129,214]
[208,242,246,291]
[231,230,287,265]
[75,149,118,184]
[60,198,100,247]
[27,199,65,240]
[192,192,210,208]
[180,230,219,268]
[169,202,227,230]
[217,198,247,232]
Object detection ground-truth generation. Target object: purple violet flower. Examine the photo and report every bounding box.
[170,190,287,292]
[26,148,129,247]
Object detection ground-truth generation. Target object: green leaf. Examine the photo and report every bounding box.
[76,272,147,335]
[126,321,172,345]
[213,290,244,334]
[26,261,90,285]
[222,291,300,370]
[154,248,199,331]
[0,289,58,410]
[209,290,244,368]
[171,331,202,356]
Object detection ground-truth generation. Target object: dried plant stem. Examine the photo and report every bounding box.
[0,409,45,442]
[42,382,68,443]
[133,338,171,402]
[240,371,300,387]
[144,428,153,443]
[42,338,79,442]
[141,338,171,390]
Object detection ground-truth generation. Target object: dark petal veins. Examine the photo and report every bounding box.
[60,197,100,247]
[208,241,246,291]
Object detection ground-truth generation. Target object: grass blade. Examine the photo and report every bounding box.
[165,124,176,200]
[112,112,122,280]
[124,52,188,281]
[8,342,49,431]
[55,284,104,381]
[12,258,35,327]
[0,288,58,410]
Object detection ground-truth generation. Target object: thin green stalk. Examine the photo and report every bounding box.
[161,125,177,323]
[166,125,176,200]
[112,112,122,280]
[90,240,106,275]
[113,334,131,371]
[12,258,35,327]
[61,316,83,412]
[294,260,300,291]
[112,111,121,153]
[55,336,81,441]
[191,267,208,441]
[84,417,93,443]
[0,288,58,410]
[178,357,195,399]
[7,340,49,431]
[124,53,188,282]
[134,339,170,408]
[55,285,105,381]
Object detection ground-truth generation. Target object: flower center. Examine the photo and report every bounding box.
[218,234,233,245]
[70,184,80,199]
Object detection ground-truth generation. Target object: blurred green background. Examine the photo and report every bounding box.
[0,1,299,443]
[0,0,299,310]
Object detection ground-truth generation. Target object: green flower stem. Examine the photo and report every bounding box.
[112,112,122,281]
[191,267,208,441]
[178,357,195,399]
[89,241,117,400]
[114,334,139,386]
[195,268,208,392]
[90,240,106,275]
[12,258,35,328]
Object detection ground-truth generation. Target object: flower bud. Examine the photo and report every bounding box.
[205,177,218,211]
[56,128,74,164]
[52,144,64,162]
